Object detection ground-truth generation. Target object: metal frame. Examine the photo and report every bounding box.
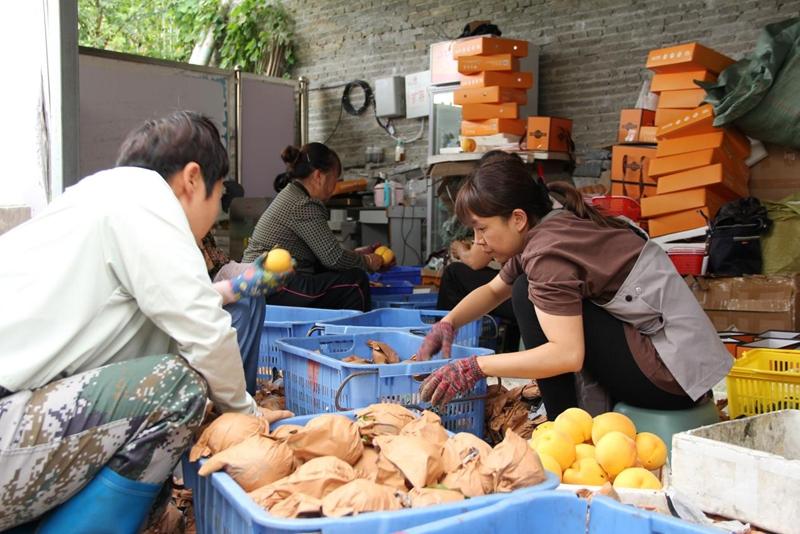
[78,47,306,184]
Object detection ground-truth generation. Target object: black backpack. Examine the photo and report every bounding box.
[706,197,772,276]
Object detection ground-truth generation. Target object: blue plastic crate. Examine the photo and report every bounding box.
[371,292,439,310]
[275,331,493,436]
[370,265,423,285]
[402,491,719,533]
[317,308,482,347]
[258,306,361,379]
[183,412,560,534]
[370,281,415,296]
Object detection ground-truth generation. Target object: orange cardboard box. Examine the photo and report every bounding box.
[646,42,735,74]
[648,146,748,180]
[655,107,692,127]
[656,129,751,159]
[611,182,657,199]
[452,36,528,58]
[656,163,749,199]
[458,54,519,74]
[461,102,520,120]
[618,109,656,143]
[461,118,527,137]
[657,88,707,109]
[639,126,659,144]
[648,206,714,237]
[656,104,716,138]
[454,86,527,105]
[527,117,573,152]
[611,145,657,181]
[650,70,717,92]
[460,71,533,89]
[641,187,726,218]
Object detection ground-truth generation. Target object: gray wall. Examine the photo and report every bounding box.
[283,0,798,172]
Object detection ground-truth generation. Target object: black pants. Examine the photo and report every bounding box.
[511,276,694,418]
[266,268,371,312]
[437,262,520,352]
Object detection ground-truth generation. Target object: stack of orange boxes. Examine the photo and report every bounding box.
[639,43,752,238]
[610,109,657,203]
[452,36,531,143]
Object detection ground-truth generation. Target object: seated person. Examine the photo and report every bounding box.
[239,142,382,312]
[0,111,290,533]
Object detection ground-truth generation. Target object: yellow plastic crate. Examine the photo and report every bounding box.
[726,348,800,418]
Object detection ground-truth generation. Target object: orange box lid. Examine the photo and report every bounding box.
[457,54,519,74]
[461,118,527,137]
[655,163,749,199]
[656,104,716,139]
[657,88,707,109]
[650,70,717,93]
[654,107,693,127]
[638,126,659,144]
[646,42,735,74]
[641,187,725,218]
[647,206,713,237]
[452,36,528,58]
[461,102,520,120]
[460,71,533,89]
[649,148,718,178]
[454,86,528,105]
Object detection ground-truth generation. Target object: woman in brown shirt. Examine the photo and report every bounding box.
[416,156,729,418]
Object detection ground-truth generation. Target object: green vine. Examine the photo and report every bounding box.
[78,0,296,78]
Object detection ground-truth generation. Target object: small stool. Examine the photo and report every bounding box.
[613,398,719,457]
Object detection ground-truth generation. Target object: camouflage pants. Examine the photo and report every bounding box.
[0,354,207,530]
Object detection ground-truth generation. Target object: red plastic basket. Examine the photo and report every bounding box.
[590,195,641,221]
[668,247,705,275]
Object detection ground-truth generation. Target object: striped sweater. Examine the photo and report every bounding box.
[242,181,367,274]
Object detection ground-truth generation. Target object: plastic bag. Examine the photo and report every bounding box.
[762,194,800,274]
[700,18,800,147]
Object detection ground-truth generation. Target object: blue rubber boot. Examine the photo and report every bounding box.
[37,467,161,534]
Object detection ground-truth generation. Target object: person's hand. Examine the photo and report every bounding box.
[229,253,294,301]
[364,253,383,273]
[257,407,295,424]
[419,356,486,406]
[416,321,455,361]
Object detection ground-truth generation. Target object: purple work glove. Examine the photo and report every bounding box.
[416,321,456,361]
[419,356,486,407]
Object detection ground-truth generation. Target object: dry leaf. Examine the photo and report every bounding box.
[321,479,404,517]
[189,412,268,461]
[480,429,546,493]
[400,410,448,449]
[366,340,400,364]
[198,435,294,492]
[374,434,444,489]
[408,487,464,508]
[286,414,364,465]
[356,403,417,441]
[268,493,322,519]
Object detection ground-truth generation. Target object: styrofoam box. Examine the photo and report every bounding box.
[671,410,800,534]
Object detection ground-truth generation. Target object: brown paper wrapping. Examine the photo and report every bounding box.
[400,410,449,449]
[352,446,380,481]
[286,414,364,465]
[441,432,493,473]
[321,479,404,517]
[374,434,444,489]
[189,412,268,461]
[268,493,322,519]
[248,456,356,509]
[480,429,546,493]
[408,487,465,508]
[269,424,303,442]
[356,403,417,441]
[198,435,294,491]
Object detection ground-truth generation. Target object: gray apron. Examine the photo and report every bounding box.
[594,236,732,401]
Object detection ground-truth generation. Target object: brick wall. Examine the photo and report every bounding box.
[283,0,799,174]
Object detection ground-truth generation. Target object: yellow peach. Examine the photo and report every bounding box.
[635,432,668,470]
[595,431,638,478]
[537,452,562,482]
[531,429,576,471]
[591,412,637,444]
[612,467,663,490]
[574,443,596,462]
[265,248,293,273]
[562,458,609,486]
